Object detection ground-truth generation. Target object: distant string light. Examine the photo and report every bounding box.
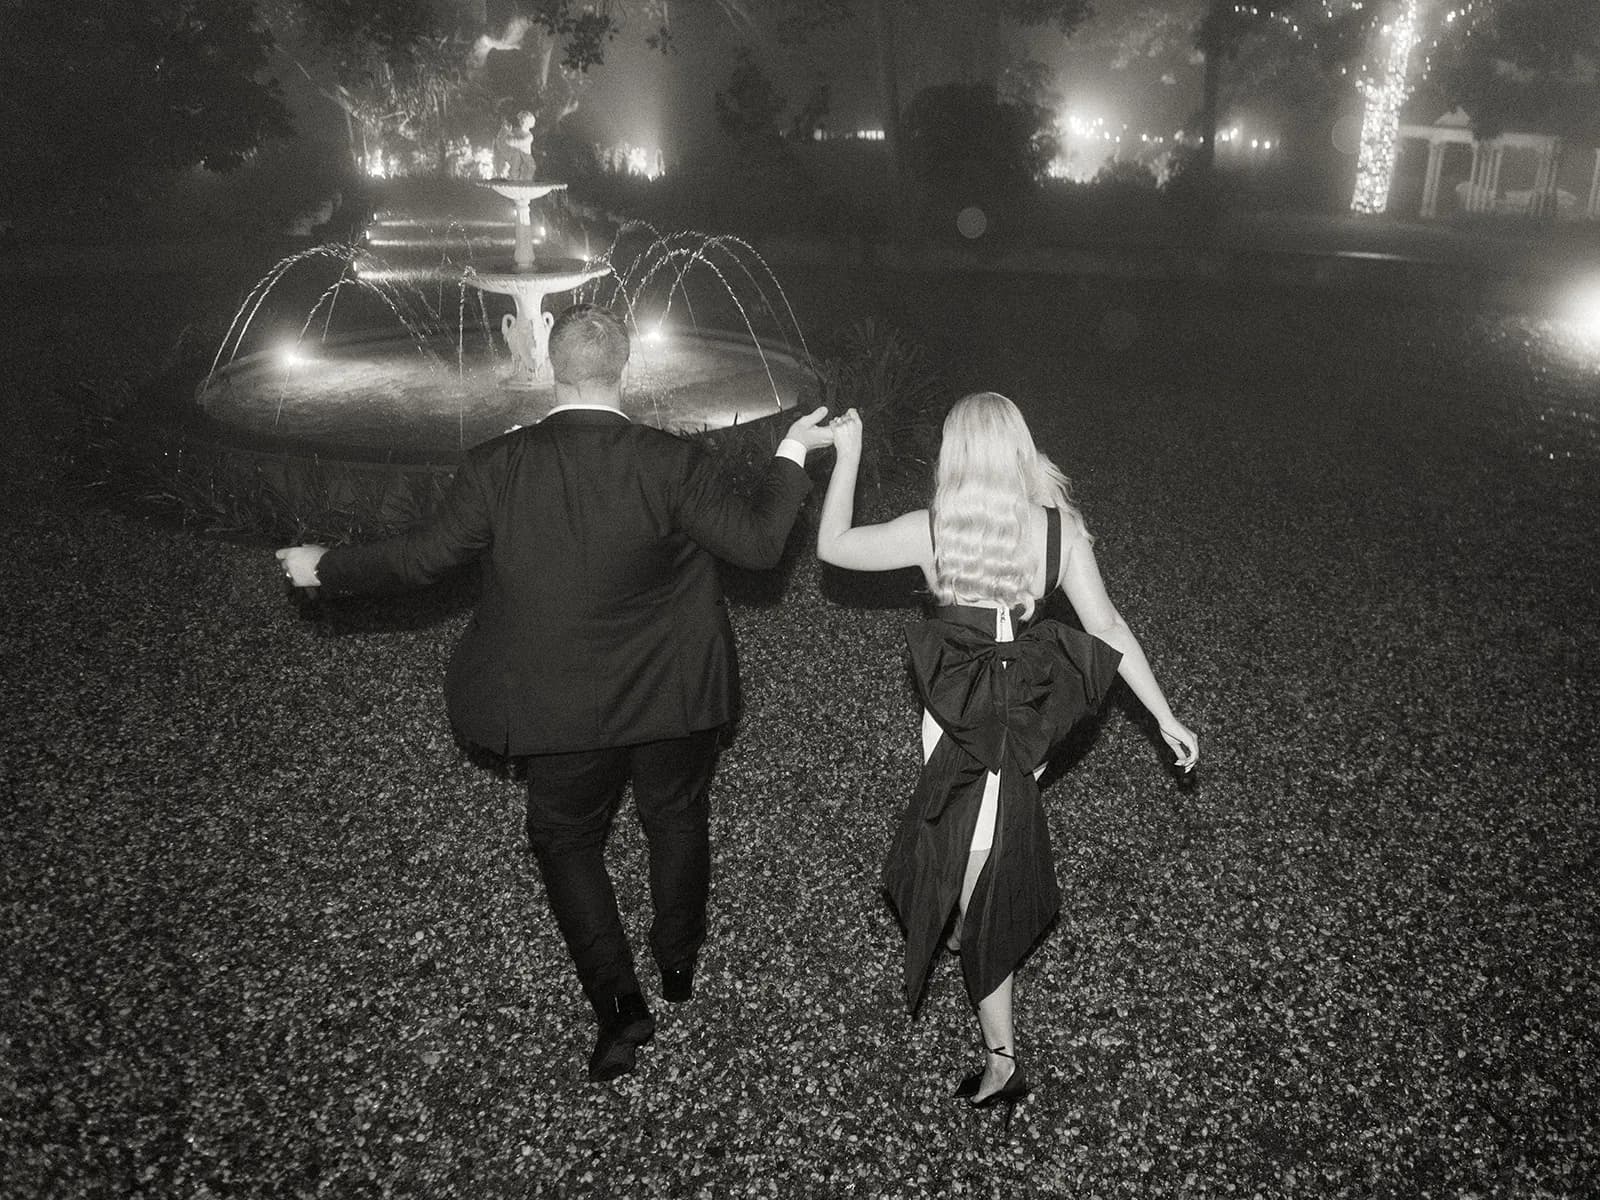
[1351,0,1421,214]
[1048,112,1277,181]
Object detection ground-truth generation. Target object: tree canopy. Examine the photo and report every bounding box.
[0,0,293,214]
[1420,0,1600,140]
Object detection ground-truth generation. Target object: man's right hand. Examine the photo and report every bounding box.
[784,405,835,452]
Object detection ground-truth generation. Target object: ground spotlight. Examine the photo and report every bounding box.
[1563,276,1600,343]
[280,346,310,368]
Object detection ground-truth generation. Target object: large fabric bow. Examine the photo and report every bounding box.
[906,618,1122,813]
[886,616,1122,1012]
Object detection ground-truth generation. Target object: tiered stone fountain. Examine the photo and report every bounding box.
[193,178,814,464]
[464,180,609,388]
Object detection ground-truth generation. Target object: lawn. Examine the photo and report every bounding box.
[2,216,1598,1197]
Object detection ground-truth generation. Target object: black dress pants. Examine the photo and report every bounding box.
[524,728,719,1020]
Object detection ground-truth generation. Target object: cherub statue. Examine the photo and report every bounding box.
[494,110,538,181]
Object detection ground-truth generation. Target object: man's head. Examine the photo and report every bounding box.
[548,304,630,396]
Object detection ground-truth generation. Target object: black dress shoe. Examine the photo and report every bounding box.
[661,964,694,1004]
[606,991,657,1045]
[588,1026,637,1081]
[586,992,655,1083]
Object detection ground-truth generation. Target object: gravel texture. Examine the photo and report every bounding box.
[3,239,1599,1198]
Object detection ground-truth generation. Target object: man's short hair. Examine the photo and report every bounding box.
[548,304,630,386]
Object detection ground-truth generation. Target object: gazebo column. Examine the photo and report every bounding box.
[1589,149,1600,219]
[1420,139,1446,217]
[1488,144,1506,211]
[1532,139,1560,217]
[1467,142,1489,212]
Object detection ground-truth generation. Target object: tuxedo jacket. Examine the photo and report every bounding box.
[316,409,811,755]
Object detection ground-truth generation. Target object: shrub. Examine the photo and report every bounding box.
[814,319,944,492]
[1094,158,1158,192]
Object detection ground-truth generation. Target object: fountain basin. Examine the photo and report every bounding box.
[195,327,814,464]
[484,181,566,205]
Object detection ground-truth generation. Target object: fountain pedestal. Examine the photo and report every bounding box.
[486,180,566,270]
[468,179,610,388]
[464,261,612,389]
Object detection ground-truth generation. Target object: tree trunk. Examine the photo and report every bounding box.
[538,39,554,93]
[344,104,360,171]
[437,94,449,177]
[1196,0,1227,181]
[872,0,911,235]
[971,0,1001,88]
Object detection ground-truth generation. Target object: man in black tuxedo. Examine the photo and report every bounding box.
[277,304,832,1080]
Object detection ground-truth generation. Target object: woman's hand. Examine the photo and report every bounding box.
[829,408,863,461]
[1159,719,1199,772]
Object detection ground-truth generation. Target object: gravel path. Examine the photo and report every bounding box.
[3,238,1599,1197]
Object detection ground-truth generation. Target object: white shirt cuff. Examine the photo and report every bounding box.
[776,437,807,466]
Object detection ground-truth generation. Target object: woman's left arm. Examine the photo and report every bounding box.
[1060,530,1199,768]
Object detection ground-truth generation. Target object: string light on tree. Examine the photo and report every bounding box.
[1351,0,1423,214]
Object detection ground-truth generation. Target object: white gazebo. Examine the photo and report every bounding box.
[1399,109,1600,220]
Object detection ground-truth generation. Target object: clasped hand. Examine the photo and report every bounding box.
[827,407,863,459]
[275,544,327,588]
[785,406,867,456]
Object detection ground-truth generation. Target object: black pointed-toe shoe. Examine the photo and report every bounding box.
[966,1047,1030,1133]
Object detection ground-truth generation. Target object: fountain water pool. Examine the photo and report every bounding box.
[194,180,816,466]
[198,327,813,460]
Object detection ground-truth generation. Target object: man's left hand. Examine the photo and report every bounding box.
[276,545,328,588]
[784,405,834,452]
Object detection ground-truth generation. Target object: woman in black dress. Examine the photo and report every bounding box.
[817,392,1198,1111]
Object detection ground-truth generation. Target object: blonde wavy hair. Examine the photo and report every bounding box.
[930,392,1089,616]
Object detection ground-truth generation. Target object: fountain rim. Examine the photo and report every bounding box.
[460,260,613,293]
[191,324,817,467]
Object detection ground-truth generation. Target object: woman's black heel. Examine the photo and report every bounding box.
[968,1046,1029,1133]
[955,1046,1028,1110]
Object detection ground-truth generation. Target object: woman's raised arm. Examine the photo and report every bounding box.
[816,408,935,575]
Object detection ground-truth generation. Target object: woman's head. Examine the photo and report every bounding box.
[930,392,1084,613]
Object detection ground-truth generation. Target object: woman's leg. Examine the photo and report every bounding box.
[948,847,989,951]
[973,974,1017,1100]
[948,767,1001,951]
